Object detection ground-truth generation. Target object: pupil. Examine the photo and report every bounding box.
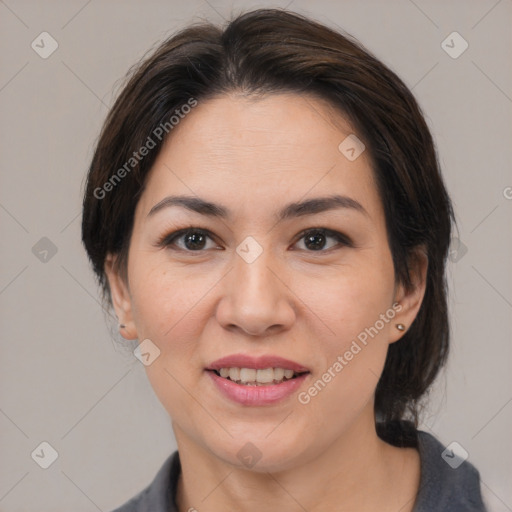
[305,231,325,250]
[184,231,326,251]
[185,231,206,250]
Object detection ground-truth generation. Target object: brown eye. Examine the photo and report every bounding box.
[158,228,217,251]
[295,229,353,252]
[156,226,353,253]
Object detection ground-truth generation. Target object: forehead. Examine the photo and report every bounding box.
[162,92,358,164]
[136,93,380,222]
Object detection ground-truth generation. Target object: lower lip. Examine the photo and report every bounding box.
[206,370,309,406]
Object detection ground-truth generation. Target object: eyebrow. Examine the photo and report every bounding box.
[147,194,368,222]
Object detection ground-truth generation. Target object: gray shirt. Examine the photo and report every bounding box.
[111,429,487,511]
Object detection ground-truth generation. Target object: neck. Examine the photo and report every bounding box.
[173,406,420,512]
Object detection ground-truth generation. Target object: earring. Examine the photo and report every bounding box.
[396,323,406,331]
[119,323,126,329]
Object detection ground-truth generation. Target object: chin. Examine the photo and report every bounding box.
[207,432,310,473]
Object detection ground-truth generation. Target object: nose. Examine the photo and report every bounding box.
[215,246,296,337]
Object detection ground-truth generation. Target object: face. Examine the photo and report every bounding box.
[106,93,425,472]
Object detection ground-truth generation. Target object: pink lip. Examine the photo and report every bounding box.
[206,370,309,406]
[206,354,310,373]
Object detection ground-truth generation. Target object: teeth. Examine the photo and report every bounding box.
[256,368,274,383]
[274,368,285,381]
[215,367,303,385]
[284,369,294,379]
[239,368,257,382]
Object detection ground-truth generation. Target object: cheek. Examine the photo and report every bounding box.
[127,255,210,376]
[128,262,205,419]
[299,282,394,425]
[300,254,395,405]
[128,256,201,339]
[302,256,395,345]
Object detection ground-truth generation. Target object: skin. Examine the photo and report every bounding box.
[105,92,428,512]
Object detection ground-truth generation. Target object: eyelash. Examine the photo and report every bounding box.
[155,226,354,253]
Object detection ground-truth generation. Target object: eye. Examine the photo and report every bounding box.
[293,228,353,252]
[156,227,353,253]
[157,228,219,252]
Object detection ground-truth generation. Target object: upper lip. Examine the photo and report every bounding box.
[206,354,310,373]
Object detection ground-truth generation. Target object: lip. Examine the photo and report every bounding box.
[205,353,310,406]
[206,354,310,373]
[206,370,309,406]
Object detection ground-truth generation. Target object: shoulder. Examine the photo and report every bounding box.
[414,430,487,511]
[378,421,488,511]
[109,451,181,512]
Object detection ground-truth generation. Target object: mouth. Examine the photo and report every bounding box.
[207,367,310,386]
[205,354,311,404]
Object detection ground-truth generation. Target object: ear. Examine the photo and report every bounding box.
[389,246,428,344]
[104,253,138,340]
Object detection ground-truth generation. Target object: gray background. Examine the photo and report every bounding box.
[0,0,511,510]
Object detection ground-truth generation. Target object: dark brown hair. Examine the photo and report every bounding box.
[81,8,454,429]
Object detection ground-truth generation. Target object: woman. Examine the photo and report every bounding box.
[81,8,487,512]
